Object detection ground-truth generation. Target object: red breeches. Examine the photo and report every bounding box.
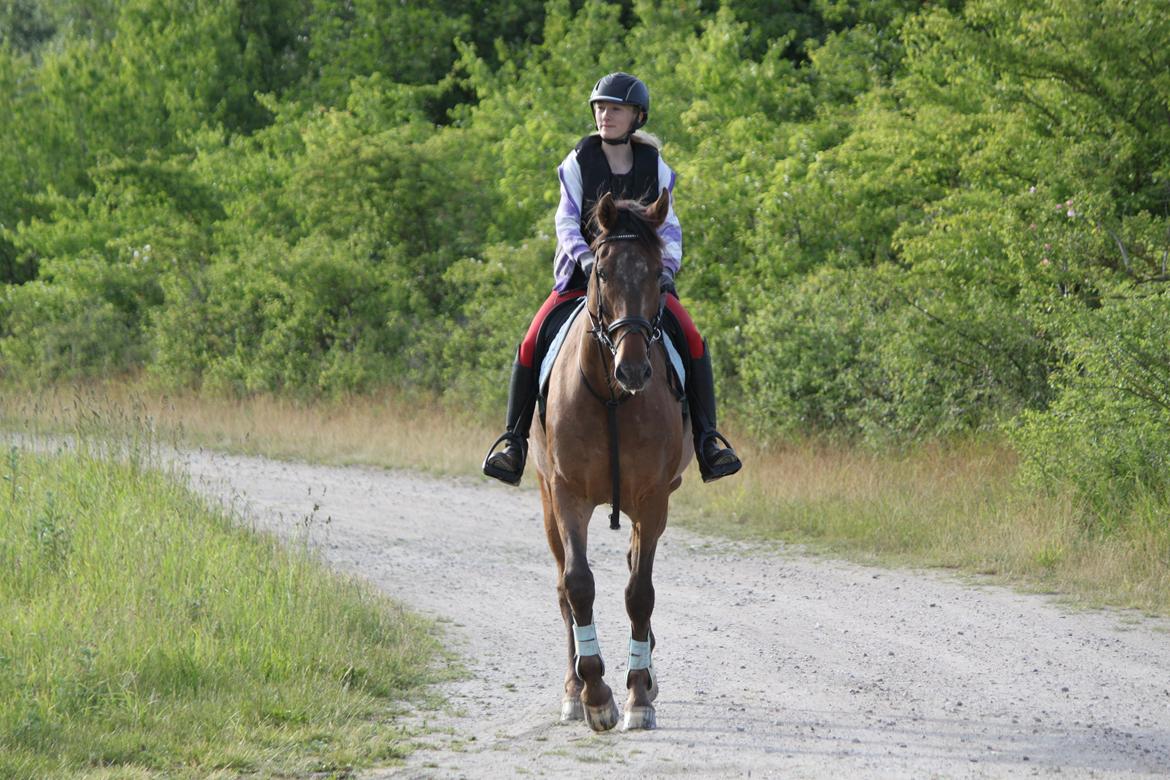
[517,288,704,369]
[663,293,705,360]
[518,290,585,368]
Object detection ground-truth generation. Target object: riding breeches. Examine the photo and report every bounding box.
[517,288,705,369]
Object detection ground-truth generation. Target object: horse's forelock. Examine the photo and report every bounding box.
[589,198,664,258]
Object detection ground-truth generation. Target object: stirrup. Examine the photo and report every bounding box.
[697,431,741,483]
[482,431,527,485]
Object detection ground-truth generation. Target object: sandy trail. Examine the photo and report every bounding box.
[180,449,1170,779]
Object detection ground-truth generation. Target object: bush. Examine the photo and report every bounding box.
[1013,293,1170,527]
[736,265,1052,442]
[736,267,888,440]
[0,256,155,382]
[151,233,406,396]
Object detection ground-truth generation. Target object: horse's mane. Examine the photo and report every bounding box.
[587,198,664,258]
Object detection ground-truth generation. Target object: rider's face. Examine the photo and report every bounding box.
[594,101,639,140]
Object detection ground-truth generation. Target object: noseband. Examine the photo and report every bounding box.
[587,233,665,356]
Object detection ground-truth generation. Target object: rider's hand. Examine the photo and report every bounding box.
[580,251,596,278]
[659,270,677,298]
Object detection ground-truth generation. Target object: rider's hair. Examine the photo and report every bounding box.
[631,130,661,150]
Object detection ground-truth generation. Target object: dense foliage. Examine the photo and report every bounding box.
[2,0,1168,526]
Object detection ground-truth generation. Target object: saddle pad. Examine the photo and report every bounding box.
[539,298,686,398]
[539,298,588,395]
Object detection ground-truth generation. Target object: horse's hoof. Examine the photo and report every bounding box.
[560,696,584,722]
[622,705,657,731]
[584,699,619,732]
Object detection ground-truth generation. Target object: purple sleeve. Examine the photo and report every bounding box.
[553,152,590,292]
[657,160,682,276]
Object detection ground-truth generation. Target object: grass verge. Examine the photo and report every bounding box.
[0,429,446,779]
[4,378,1168,615]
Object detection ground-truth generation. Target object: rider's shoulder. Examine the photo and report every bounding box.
[564,133,666,174]
[570,132,662,154]
[573,133,604,154]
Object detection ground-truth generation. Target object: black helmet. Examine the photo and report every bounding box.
[589,72,649,130]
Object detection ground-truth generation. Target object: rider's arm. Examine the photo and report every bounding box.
[658,157,682,280]
[553,151,594,291]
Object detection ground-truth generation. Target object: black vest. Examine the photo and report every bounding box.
[576,134,659,244]
[567,135,659,290]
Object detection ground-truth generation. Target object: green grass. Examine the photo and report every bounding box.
[0,433,445,779]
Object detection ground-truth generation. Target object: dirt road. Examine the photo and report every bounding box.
[181,449,1170,779]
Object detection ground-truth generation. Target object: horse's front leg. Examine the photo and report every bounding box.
[539,474,585,722]
[623,494,667,730]
[552,485,618,732]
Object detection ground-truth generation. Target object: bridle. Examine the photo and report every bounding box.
[581,231,668,532]
[586,233,665,358]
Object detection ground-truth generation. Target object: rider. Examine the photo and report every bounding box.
[482,72,742,486]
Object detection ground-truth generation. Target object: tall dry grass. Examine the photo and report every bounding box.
[2,379,492,476]
[673,437,1170,613]
[4,378,1167,614]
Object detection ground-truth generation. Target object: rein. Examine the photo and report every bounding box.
[581,233,666,531]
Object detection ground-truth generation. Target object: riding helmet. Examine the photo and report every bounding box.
[589,72,649,130]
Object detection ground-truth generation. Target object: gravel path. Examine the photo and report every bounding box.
[181,449,1170,779]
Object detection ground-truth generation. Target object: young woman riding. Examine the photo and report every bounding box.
[483,71,741,486]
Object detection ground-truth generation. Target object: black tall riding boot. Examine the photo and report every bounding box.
[482,359,539,485]
[688,341,742,483]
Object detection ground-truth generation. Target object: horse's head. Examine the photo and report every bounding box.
[587,189,671,394]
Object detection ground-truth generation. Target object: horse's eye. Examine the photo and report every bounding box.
[596,268,608,283]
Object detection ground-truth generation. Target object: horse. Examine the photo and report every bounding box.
[528,188,693,731]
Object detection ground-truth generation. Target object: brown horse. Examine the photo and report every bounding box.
[529,189,692,731]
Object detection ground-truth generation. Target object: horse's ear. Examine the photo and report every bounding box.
[644,188,671,228]
[596,192,618,232]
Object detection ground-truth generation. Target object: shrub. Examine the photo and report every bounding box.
[1013,293,1170,527]
[0,256,155,382]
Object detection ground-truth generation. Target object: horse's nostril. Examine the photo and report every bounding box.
[617,362,651,391]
